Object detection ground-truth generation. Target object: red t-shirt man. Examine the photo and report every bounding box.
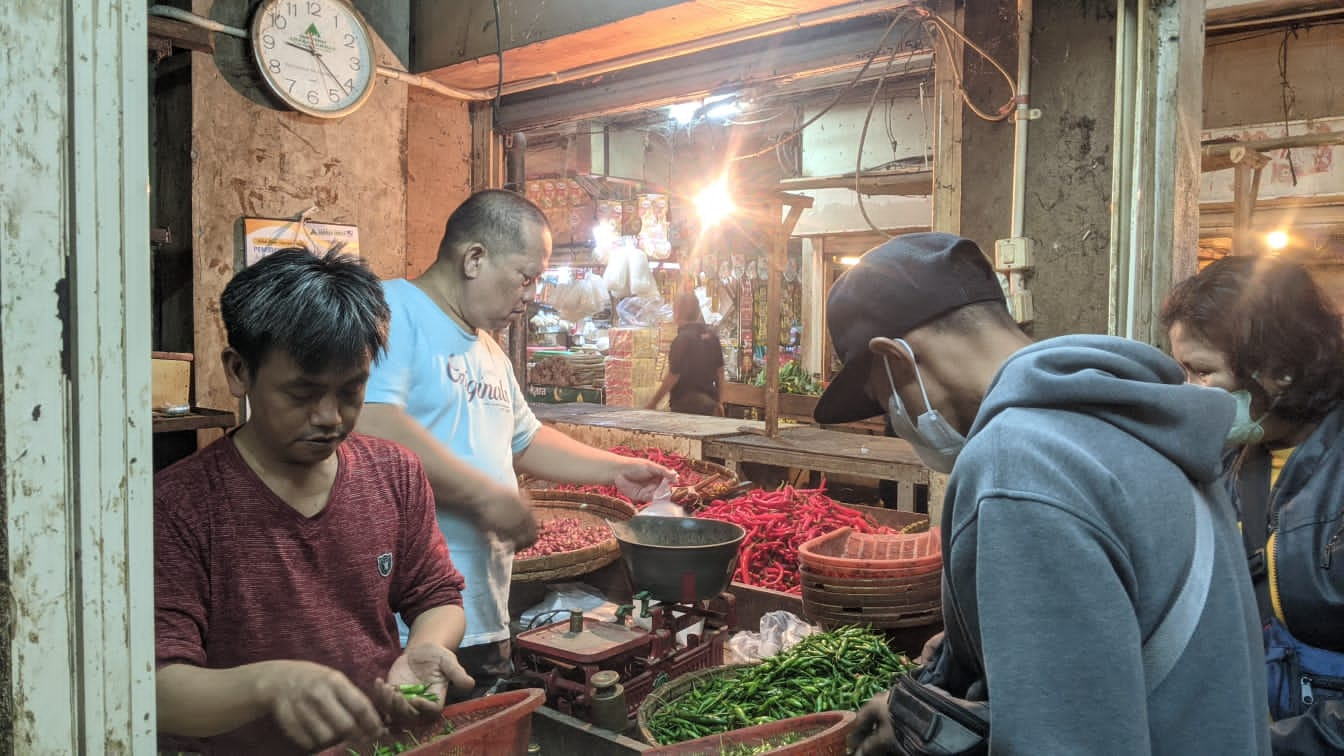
[155,432,465,755]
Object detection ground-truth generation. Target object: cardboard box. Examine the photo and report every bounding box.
[151,352,192,410]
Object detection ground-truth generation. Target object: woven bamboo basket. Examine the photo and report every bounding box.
[636,662,759,745]
[511,490,637,584]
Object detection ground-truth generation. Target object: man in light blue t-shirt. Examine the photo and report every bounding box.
[358,190,672,695]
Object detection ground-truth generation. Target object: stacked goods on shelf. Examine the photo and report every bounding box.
[527,178,592,246]
[529,351,606,389]
[694,485,899,595]
[797,526,943,630]
[607,326,655,407]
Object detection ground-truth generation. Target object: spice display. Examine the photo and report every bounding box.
[515,517,610,559]
[644,627,913,744]
[695,485,895,594]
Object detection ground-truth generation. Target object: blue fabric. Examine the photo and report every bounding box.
[1266,617,1344,721]
[367,279,541,647]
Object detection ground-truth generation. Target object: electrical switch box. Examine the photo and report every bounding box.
[1009,292,1035,324]
[995,237,1036,271]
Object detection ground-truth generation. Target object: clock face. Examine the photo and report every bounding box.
[250,0,376,118]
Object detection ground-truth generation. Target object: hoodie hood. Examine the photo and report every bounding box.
[971,334,1235,484]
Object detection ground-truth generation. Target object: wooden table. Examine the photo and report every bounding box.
[703,426,946,515]
[529,404,764,460]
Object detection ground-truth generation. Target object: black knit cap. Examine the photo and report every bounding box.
[813,232,1005,425]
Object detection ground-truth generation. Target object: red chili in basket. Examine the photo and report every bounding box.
[548,447,706,509]
[694,484,895,594]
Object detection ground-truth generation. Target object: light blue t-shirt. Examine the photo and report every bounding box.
[365,279,541,646]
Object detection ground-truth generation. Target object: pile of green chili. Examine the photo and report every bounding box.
[645,626,914,745]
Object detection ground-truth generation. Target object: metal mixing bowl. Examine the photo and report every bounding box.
[607,516,746,603]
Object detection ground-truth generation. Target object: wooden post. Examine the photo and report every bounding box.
[1230,149,1269,255]
[763,194,813,438]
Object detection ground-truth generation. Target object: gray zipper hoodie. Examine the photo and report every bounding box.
[940,334,1270,755]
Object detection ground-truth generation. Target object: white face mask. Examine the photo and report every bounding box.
[1225,389,1268,447]
[882,339,966,474]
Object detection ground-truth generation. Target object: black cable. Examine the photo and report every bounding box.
[491,0,504,128]
[1278,27,1299,186]
[732,9,918,162]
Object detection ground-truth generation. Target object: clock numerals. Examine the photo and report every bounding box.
[268,59,282,74]
[343,33,355,49]
[285,78,298,94]
[328,89,342,103]
[308,1,323,14]
[349,57,361,72]
[306,90,320,106]
[344,79,354,91]
[270,13,287,30]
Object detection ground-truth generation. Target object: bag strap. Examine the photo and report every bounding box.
[1140,486,1215,693]
[947,485,1215,694]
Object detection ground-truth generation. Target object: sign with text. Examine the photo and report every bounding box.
[243,217,360,266]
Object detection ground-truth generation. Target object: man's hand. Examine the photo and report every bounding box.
[471,483,538,549]
[375,644,475,724]
[612,458,676,502]
[918,630,945,667]
[259,660,386,751]
[847,690,898,756]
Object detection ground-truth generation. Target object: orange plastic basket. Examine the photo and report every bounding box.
[329,688,545,756]
[798,526,942,578]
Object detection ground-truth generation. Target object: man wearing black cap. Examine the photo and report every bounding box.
[833,233,1270,755]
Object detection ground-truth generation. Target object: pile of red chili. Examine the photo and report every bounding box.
[695,485,895,594]
[546,447,705,507]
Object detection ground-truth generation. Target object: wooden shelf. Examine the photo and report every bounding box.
[152,407,236,434]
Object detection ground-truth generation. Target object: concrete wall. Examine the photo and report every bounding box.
[1204,23,1344,129]
[179,1,470,419]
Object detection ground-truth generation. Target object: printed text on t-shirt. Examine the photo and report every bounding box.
[444,355,510,405]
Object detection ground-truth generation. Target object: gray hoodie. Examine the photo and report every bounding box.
[939,334,1270,755]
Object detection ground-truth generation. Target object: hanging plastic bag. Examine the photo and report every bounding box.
[627,247,659,299]
[604,245,631,299]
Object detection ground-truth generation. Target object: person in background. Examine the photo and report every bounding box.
[826,233,1269,755]
[1163,255,1344,753]
[155,249,474,755]
[646,290,725,416]
[357,189,673,696]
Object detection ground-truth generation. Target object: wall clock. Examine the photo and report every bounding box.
[250,0,376,119]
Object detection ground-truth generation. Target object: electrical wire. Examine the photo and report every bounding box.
[731,9,920,162]
[855,45,913,238]
[1278,27,1299,185]
[923,14,1015,122]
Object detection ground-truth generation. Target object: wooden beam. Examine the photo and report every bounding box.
[1202,130,1344,158]
[147,16,215,55]
[931,0,963,234]
[776,169,932,196]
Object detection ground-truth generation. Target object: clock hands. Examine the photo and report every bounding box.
[284,34,350,98]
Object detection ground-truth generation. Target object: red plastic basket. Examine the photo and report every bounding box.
[328,688,545,756]
[643,711,856,755]
[798,526,942,578]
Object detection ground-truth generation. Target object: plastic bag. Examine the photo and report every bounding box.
[627,247,659,298]
[604,246,631,299]
[519,582,615,628]
[615,296,670,327]
[724,610,818,664]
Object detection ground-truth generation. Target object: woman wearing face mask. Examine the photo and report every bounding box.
[1163,255,1344,752]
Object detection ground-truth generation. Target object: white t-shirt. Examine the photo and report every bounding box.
[365,279,540,646]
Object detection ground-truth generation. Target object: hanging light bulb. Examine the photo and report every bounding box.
[694,177,734,228]
[1266,230,1289,251]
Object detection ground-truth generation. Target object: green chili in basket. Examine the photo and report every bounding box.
[645,626,915,744]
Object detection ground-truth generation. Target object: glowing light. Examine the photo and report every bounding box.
[694,178,735,227]
[705,100,741,120]
[839,256,863,266]
[668,101,700,125]
[1266,230,1289,251]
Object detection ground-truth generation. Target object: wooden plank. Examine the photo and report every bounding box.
[931,0,963,234]
[151,408,237,434]
[764,196,784,438]
[777,169,933,196]
[148,16,215,55]
[702,426,930,485]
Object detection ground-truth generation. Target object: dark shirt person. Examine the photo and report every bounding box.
[647,291,725,416]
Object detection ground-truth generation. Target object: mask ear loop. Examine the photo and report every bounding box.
[894,338,936,415]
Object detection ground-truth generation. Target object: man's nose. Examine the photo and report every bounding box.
[311,394,342,426]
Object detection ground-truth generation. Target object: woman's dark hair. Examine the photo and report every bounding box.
[220,248,390,376]
[1161,255,1344,424]
[673,291,704,325]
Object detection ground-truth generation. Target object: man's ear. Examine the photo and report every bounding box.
[221,348,251,400]
[868,336,912,365]
[461,242,487,280]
